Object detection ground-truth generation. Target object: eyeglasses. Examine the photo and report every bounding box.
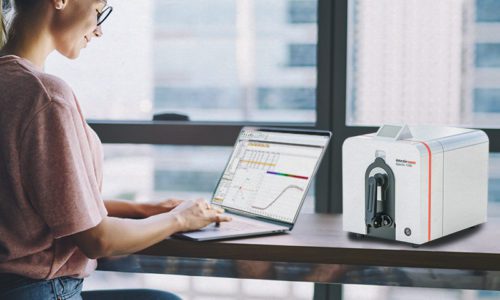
[97,6,113,26]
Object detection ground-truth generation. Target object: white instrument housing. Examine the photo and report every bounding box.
[342,125,489,245]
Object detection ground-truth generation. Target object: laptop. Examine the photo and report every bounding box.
[175,127,331,241]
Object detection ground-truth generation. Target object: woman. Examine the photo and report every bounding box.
[0,0,231,299]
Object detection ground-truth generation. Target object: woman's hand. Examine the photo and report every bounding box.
[169,199,232,232]
[74,199,231,258]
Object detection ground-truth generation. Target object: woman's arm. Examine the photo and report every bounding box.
[70,199,231,259]
[104,199,182,219]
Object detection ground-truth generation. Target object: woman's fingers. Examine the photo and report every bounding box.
[179,199,232,228]
[217,214,233,222]
[210,212,232,223]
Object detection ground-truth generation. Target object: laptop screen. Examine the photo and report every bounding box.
[212,127,331,224]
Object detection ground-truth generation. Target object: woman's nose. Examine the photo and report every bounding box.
[93,26,103,37]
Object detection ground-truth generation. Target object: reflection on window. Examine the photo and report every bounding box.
[346,0,500,128]
[45,0,317,122]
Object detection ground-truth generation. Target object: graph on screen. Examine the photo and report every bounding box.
[251,184,304,210]
[213,139,323,223]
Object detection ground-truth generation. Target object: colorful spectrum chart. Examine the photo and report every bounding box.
[213,139,323,223]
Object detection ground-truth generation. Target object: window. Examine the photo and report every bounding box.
[45,0,318,122]
[345,0,500,216]
[345,0,500,128]
[35,0,500,298]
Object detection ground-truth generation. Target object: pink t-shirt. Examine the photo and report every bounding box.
[0,55,108,279]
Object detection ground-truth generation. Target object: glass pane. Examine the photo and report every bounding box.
[45,0,317,122]
[346,0,500,128]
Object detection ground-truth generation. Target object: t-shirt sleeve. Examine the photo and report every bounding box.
[20,100,107,239]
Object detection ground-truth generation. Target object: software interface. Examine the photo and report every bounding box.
[213,129,328,223]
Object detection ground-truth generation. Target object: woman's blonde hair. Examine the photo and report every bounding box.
[0,0,6,48]
[1,0,43,48]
